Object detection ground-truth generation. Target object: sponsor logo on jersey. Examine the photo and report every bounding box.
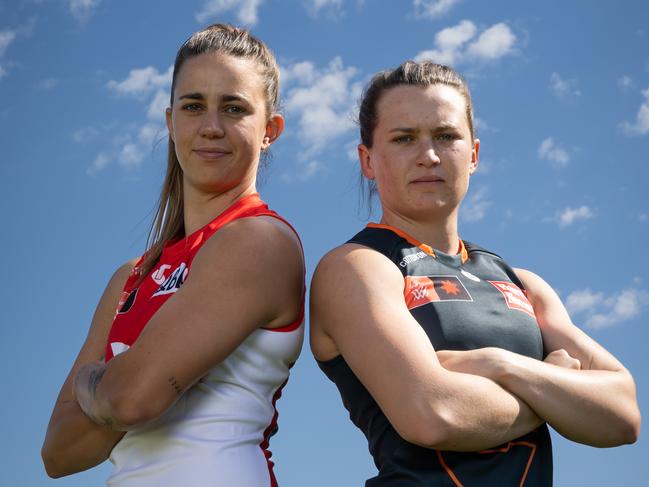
[404,275,473,310]
[117,288,138,314]
[152,262,189,297]
[461,269,481,282]
[488,281,536,318]
[151,264,172,285]
[399,251,428,268]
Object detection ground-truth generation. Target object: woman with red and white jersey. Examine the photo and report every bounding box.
[310,60,640,486]
[42,24,304,487]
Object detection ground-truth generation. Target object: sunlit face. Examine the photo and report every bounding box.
[166,53,282,197]
[359,84,479,221]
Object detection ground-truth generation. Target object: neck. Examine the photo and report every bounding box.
[379,207,460,254]
[182,181,257,236]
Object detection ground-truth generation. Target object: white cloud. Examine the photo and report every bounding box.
[148,89,170,121]
[567,287,649,329]
[415,20,516,66]
[87,64,171,174]
[87,152,110,176]
[69,0,102,22]
[618,75,633,90]
[466,23,516,60]
[557,205,594,228]
[73,126,101,143]
[620,87,649,136]
[196,0,263,25]
[460,185,491,222]
[35,77,59,90]
[0,29,17,57]
[107,65,172,96]
[0,65,6,79]
[538,137,570,167]
[304,0,343,16]
[566,289,603,315]
[412,0,460,19]
[549,72,581,99]
[281,56,363,181]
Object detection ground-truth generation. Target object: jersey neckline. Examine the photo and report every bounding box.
[366,222,469,264]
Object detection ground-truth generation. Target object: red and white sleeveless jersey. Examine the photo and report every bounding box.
[105,194,304,487]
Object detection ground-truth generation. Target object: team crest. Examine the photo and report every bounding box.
[404,275,473,310]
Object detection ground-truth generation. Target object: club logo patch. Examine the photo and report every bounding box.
[152,262,189,297]
[117,288,138,314]
[488,281,536,318]
[404,275,473,310]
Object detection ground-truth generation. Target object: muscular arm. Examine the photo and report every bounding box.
[73,217,303,430]
[41,261,135,478]
[438,269,641,447]
[310,245,542,452]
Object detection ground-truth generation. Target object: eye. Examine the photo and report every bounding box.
[435,132,460,142]
[181,103,204,112]
[224,105,246,114]
[393,134,415,144]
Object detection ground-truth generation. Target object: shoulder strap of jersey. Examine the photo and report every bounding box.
[346,226,406,263]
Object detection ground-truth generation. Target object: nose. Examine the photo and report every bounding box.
[199,110,225,139]
[417,140,441,167]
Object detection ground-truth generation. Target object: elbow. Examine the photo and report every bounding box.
[619,407,641,446]
[394,403,456,449]
[41,446,70,479]
[106,388,167,430]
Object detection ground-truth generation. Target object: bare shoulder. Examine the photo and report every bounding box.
[199,215,302,265]
[310,243,405,359]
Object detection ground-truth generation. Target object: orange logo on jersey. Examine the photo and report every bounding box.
[404,275,473,310]
[488,281,536,318]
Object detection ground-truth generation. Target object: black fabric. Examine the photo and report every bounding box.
[318,226,552,486]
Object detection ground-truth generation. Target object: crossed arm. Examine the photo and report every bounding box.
[310,245,544,452]
[437,268,641,447]
[42,216,304,477]
[310,247,641,452]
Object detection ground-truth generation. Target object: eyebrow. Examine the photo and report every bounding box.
[388,123,459,133]
[177,93,246,103]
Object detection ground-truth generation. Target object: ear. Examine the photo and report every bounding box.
[469,138,480,175]
[262,114,285,150]
[165,107,174,142]
[358,144,375,180]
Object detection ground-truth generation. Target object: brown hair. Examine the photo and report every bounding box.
[358,61,475,208]
[138,23,280,280]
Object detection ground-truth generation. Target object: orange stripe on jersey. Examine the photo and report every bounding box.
[366,223,469,264]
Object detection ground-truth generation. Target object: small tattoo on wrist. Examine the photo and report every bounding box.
[168,376,182,396]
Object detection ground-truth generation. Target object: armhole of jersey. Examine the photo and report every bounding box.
[255,211,306,333]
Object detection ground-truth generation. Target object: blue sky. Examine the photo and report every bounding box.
[2,0,648,485]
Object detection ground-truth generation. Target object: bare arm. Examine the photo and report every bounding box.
[73,217,303,430]
[41,261,135,478]
[310,245,542,452]
[438,269,641,447]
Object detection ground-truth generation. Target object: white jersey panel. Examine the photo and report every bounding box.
[107,324,303,487]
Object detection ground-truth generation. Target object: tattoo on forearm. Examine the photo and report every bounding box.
[168,376,182,396]
[80,366,114,428]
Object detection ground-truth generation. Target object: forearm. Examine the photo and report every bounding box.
[497,354,639,446]
[42,401,124,478]
[417,370,543,451]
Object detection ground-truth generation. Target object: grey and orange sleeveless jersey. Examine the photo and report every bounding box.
[318,224,552,487]
[105,194,304,487]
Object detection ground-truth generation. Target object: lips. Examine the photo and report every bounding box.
[411,175,445,183]
[193,147,231,159]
